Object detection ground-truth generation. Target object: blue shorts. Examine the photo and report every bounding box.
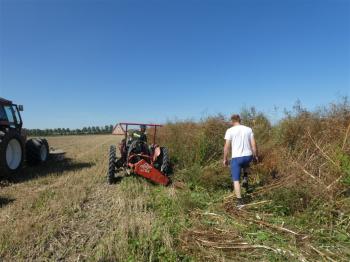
[230,155,253,181]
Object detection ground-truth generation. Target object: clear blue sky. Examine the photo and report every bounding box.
[0,0,349,129]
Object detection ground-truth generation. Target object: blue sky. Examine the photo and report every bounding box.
[0,0,349,129]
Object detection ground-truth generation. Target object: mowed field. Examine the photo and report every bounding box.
[0,135,178,261]
[2,132,349,261]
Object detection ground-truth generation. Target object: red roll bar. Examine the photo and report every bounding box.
[112,122,163,144]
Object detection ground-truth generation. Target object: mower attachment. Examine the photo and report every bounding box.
[133,159,170,186]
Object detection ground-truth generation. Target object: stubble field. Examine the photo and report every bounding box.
[0,135,180,261]
[1,129,349,261]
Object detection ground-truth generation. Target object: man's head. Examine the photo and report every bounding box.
[140,125,146,133]
[230,114,241,125]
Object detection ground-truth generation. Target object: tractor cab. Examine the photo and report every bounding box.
[0,97,24,131]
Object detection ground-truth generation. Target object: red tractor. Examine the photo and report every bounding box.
[0,97,50,177]
[107,123,171,186]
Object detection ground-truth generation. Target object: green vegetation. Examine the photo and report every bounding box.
[149,98,350,261]
[27,124,114,136]
[1,99,349,261]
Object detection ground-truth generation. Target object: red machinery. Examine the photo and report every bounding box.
[0,97,51,177]
[108,122,170,186]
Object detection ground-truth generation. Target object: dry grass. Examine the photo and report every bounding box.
[1,100,349,262]
[0,135,179,261]
[154,100,350,261]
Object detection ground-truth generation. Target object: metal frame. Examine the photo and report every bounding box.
[110,122,170,186]
[113,122,163,144]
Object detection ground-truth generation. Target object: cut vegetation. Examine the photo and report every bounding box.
[0,100,349,261]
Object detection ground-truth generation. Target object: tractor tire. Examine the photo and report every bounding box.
[159,147,171,176]
[0,132,24,177]
[108,145,116,184]
[26,138,49,166]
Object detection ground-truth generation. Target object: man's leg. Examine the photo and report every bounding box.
[242,156,254,191]
[233,181,241,199]
[242,167,249,190]
[231,158,244,207]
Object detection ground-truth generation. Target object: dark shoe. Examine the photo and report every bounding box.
[242,176,249,190]
[236,198,245,209]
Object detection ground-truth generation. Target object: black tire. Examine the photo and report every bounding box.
[0,131,24,177]
[108,145,116,184]
[155,147,171,176]
[160,147,171,175]
[26,138,49,166]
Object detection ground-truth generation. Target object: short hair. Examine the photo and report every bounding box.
[231,114,241,123]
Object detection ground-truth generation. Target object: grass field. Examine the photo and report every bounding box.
[1,135,179,261]
[0,134,349,261]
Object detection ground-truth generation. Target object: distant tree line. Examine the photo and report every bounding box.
[27,125,114,136]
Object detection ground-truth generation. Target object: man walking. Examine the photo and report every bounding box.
[223,114,258,208]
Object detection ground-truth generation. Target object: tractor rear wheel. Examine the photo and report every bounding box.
[108,145,116,184]
[160,147,171,175]
[26,138,49,165]
[0,132,24,177]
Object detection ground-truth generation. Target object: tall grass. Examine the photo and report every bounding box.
[156,99,350,197]
[273,98,350,199]
[153,99,350,261]
[154,115,229,169]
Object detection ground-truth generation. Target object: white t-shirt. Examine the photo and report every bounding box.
[224,125,254,158]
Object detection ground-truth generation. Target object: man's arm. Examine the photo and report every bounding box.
[250,135,258,161]
[223,140,231,166]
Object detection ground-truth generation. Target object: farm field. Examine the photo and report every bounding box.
[1,1,349,261]
[0,135,179,261]
[0,131,349,261]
